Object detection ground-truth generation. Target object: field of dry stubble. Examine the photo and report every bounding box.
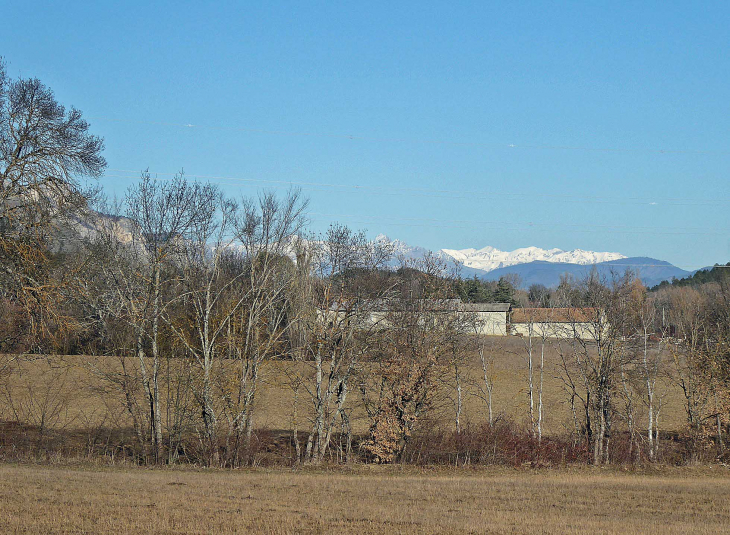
[2,463,730,534]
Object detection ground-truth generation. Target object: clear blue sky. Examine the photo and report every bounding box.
[4,1,729,269]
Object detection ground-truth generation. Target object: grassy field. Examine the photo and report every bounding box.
[1,463,729,534]
[0,336,687,439]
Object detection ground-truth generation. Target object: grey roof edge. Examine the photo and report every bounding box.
[460,303,511,312]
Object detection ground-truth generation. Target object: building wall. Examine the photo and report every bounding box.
[510,322,596,339]
[319,309,509,335]
[320,309,603,340]
[474,311,508,336]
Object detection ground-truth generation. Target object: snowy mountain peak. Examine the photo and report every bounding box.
[374,235,626,274]
[439,245,626,273]
[372,236,683,287]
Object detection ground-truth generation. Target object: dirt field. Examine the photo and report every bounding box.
[0,336,687,438]
[1,463,729,534]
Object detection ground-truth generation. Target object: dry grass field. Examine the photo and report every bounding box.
[1,463,729,534]
[0,336,687,438]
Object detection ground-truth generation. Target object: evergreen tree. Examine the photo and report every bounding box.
[494,276,516,305]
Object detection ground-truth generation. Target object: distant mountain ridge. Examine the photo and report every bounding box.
[375,235,689,288]
[481,257,690,288]
[440,245,625,272]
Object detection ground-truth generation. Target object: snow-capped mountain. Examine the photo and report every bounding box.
[374,235,687,287]
[440,245,626,273]
[375,235,626,274]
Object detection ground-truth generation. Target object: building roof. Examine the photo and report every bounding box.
[510,307,598,324]
[461,303,511,312]
[327,297,462,312]
[326,299,511,313]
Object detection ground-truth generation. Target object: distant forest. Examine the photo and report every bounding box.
[652,263,730,290]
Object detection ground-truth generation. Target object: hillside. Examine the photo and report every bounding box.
[652,262,730,290]
[481,257,690,288]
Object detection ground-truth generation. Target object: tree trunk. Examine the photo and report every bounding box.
[202,348,217,465]
[455,362,462,435]
[242,362,259,465]
[306,345,324,463]
[151,264,163,463]
[292,381,301,465]
[135,328,153,462]
[479,343,493,427]
[644,329,655,462]
[537,337,544,444]
[527,325,535,437]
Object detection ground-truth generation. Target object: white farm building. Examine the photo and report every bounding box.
[320,299,598,339]
[461,303,511,336]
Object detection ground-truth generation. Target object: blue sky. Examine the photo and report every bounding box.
[4,1,729,269]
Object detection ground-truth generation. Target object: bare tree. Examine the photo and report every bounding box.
[554,270,632,465]
[362,254,468,463]
[307,228,392,463]
[511,306,552,442]
[666,287,707,460]
[159,186,236,464]
[216,190,308,465]
[627,280,662,461]
[80,219,150,456]
[519,313,538,439]
[439,325,475,435]
[0,58,106,349]
[663,284,730,461]
[126,172,217,462]
[80,173,215,463]
[461,303,506,428]
[474,332,497,427]
[291,224,393,464]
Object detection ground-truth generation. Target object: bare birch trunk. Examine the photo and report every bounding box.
[455,362,462,435]
[242,359,259,464]
[306,345,324,463]
[292,381,301,465]
[478,341,494,426]
[527,325,535,437]
[643,328,655,462]
[319,381,349,462]
[537,337,544,444]
[151,265,163,463]
[135,328,154,461]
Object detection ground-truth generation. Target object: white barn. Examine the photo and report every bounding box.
[508,307,599,339]
[320,299,511,336]
[461,303,511,336]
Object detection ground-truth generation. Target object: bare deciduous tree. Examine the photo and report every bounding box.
[293,225,394,464]
[555,270,633,464]
[0,58,106,349]
[362,254,468,463]
[627,280,662,461]
[216,190,308,465]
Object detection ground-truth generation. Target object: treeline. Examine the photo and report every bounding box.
[2,60,730,468]
[652,262,730,290]
[454,275,520,305]
[0,165,490,466]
